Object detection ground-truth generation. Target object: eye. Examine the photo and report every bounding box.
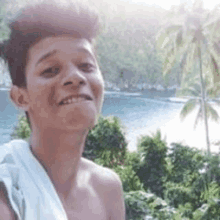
[42,66,60,77]
[78,63,95,73]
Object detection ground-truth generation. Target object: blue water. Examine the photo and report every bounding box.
[0,89,23,144]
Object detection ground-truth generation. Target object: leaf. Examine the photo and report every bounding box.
[182,42,197,74]
[194,106,202,129]
[210,54,220,83]
[212,99,220,106]
[165,25,182,35]
[162,47,177,76]
[213,42,220,55]
[156,31,170,49]
[180,99,198,121]
[206,103,220,122]
[176,29,183,46]
[177,86,200,97]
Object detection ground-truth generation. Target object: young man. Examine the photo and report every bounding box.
[0,1,125,219]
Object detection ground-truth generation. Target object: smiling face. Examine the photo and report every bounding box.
[21,36,104,132]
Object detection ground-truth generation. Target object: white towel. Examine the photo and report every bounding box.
[0,139,68,220]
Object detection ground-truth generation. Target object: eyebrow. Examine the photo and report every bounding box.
[35,48,96,67]
[36,50,58,67]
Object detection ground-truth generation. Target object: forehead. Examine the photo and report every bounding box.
[28,36,95,61]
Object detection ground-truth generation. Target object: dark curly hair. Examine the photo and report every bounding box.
[0,0,101,129]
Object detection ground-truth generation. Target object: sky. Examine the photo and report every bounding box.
[128,0,218,10]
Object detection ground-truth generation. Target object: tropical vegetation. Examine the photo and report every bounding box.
[11,114,220,219]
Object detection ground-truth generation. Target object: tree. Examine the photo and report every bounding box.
[83,115,127,166]
[136,130,168,198]
[156,0,220,157]
[177,74,220,129]
[167,143,205,183]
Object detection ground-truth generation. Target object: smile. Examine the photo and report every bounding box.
[59,94,92,105]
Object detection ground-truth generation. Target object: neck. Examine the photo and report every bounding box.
[29,127,89,199]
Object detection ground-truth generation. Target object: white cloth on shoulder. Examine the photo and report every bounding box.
[0,139,68,220]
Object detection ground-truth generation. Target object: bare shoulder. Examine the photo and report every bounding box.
[0,184,17,220]
[81,157,122,186]
[81,158,125,220]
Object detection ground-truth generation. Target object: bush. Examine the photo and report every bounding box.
[164,182,192,208]
[149,198,177,220]
[136,130,168,198]
[124,190,178,220]
[192,198,220,220]
[207,155,220,185]
[167,143,205,183]
[95,149,143,192]
[123,151,142,173]
[113,165,144,192]
[124,191,154,220]
[83,115,127,166]
[10,114,31,140]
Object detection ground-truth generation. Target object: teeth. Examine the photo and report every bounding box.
[62,97,87,105]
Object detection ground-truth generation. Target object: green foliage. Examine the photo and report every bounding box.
[10,114,31,140]
[123,151,142,173]
[192,197,220,220]
[113,165,144,192]
[83,115,127,166]
[178,203,194,219]
[124,191,152,220]
[167,143,205,183]
[94,2,181,89]
[136,130,168,198]
[124,190,179,220]
[0,0,11,42]
[207,155,220,185]
[94,147,144,192]
[200,181,220,203]
[164,181,193,208]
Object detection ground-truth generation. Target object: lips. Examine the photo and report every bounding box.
[59,94,92,105]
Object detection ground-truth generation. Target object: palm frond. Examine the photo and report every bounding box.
[162,47,177,76]
[207,81,220,98]
[180,99,198,121]
[178,75,201,97]
[176,28,183,47]
[156,30,175,50]
[211,99,220,106]
[177,85,200,97]
[210,54,220,83]
[213,41,220,55]
[181,42,197,75]
[165,25,183,35]
[194,106,202,129]
[206,103,220,122]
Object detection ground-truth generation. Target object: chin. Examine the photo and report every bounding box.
[61,115,97,131]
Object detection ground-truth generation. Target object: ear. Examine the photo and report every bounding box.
[10,85,30,111]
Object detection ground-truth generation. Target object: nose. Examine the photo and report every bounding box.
[61,63,86,87]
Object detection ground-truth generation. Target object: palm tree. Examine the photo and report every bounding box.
[156,0,220,157]
[177,74,220,129]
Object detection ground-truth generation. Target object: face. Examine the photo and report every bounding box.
[23,36,104,132]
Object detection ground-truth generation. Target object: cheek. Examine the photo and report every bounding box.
[27,83,56,109]
[93,76,104,100]
[95,79,104,113]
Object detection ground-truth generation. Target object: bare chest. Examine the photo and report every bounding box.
[62,186,108,220]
